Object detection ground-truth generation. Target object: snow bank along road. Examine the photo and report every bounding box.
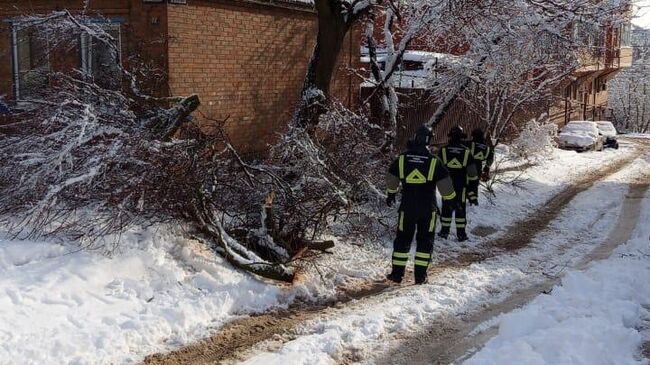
[144,137,650,365]
[461,166,650,365]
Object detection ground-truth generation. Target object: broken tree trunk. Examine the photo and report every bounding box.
[161,94,201,141]
[294,0,371,127]
[192,199,295,283]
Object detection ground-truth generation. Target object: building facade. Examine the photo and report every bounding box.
[549,20,634,126]
[0,0,359,152]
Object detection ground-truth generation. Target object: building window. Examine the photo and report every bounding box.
[80,24,122,89]
[620,23,632,47]
[11,24,51,100]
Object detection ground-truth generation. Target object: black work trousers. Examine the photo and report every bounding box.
[390,210,436,281]
[439,186,467,236]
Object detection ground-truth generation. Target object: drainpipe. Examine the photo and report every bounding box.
[11,23,20,101]
[348,27,353,108]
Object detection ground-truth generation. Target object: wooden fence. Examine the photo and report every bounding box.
[361,87,485,147]
[360,86,557,147]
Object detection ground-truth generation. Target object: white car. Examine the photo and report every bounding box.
[557,121,604,152]
[595,121,619,149]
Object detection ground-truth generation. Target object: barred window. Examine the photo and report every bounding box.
[11,25,51,100]
[80,23,122,90]
[620,23,632,47]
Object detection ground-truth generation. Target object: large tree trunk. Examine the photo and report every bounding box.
[294,0,354,127]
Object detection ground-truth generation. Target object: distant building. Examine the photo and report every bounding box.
[549,19,634,125]
[0,0,359,153]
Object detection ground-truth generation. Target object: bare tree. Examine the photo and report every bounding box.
[610,25,650,133]
[361,0,630,142]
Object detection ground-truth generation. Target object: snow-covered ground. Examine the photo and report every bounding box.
[315,139,639,288]
[0,141,644,365]
[0,231,293,365]
[236,148,649,364]
[463,179,650,365]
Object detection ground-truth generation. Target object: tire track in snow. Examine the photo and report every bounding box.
[142,139,648,365]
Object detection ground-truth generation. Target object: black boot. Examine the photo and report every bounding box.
[457,230,468,242]
[386,272,403,284]
[414,265,429,285]
[438,229,449,239]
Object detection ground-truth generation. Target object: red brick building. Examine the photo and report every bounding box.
[0,0,359,152]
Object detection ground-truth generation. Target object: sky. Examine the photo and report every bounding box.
[634,0,650,28]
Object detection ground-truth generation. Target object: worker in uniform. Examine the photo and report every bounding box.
[437,126,478,242]
[467,128,494,206]
[385,125,456,284]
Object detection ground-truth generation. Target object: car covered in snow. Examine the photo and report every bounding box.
[595,121,619,149]
[557,121,604,152]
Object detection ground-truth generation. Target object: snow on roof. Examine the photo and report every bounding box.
[359,48,463,64]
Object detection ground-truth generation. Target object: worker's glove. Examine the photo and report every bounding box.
[469,198,479,207]
[480,168,491,182]
[386,193,396,207]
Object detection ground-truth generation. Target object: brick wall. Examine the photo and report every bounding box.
[1,0,361,153]
[0,0,169,100]
[167,0,359,153]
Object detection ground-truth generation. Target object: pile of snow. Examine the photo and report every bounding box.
[0,229,293,365]
[464,189,650,365]
[508,116,558,159]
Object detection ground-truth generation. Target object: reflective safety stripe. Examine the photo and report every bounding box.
[398,155,405,179]
[441,222,452,227]
[398,212,404,231]
[462,188,466,203]
[392,252,409,259]
[386,187,399,194]
[463,149,469,167]
[456,224,466,228]
[393,259,408,266]
[441,217,453,222]
[467,191,476,197]
[429,214,436,232]
[414,259,429,267]
[406,169,427,184]
[456,218,467,223]
[415,252,431,259]
[442,148,447,164]
[442,191,457,200]
[447,158,463,169]
[471,142,475,157]
[467,175,479,181]
[427,158,437,181]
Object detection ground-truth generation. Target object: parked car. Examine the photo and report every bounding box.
[557,121,604,152]
[595,121,619,149]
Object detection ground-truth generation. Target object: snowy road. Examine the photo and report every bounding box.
[227,143,650,365]
[379,164,650,365]
[144,138,650,365]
